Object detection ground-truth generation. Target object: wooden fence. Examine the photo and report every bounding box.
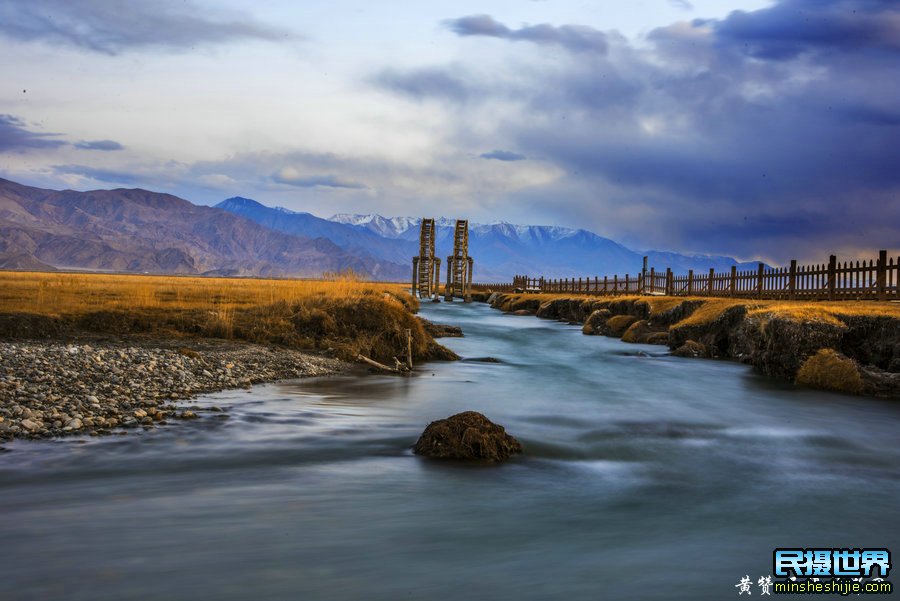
[472,251,900,301]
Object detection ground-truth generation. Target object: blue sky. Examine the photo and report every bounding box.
[0,0,897,263]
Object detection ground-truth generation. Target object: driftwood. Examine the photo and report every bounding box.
[357,328,415,374]
[357,354,410,374]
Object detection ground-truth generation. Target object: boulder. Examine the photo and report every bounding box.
[621,319,668,344]
[582,309,611,335]
[414,411,522,462]
[606,315,638,336]
[673,340,708,358]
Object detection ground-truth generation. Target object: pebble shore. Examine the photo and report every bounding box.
[0,340,347,441]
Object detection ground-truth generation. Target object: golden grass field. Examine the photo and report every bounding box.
[0,271,438,363]
[0,271,409,315]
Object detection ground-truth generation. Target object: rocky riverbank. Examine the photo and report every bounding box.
[483,292,900,398]
[0,339,346,441]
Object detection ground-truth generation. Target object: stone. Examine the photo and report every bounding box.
[414,411,522,462]
[673,340,708,358]
[65,418,83,429]
[582,309,612,335]
[20,419,40,432]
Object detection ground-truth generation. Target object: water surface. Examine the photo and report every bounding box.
[2,301,898,600]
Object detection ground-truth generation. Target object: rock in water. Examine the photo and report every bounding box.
[414,411,522,462]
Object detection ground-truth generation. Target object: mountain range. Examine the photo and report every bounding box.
[0,177,762,280]
[0,178,406,278]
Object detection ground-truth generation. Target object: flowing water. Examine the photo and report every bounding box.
[2,302,898,600]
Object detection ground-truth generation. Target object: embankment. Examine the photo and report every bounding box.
[483,292,900,398]
[0,290,458,441]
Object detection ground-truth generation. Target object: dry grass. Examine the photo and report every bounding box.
[795,348,864,395]
[0,271,438,363]
[494,291,900,330]
[0,271,409,315]
[662,298,899,328]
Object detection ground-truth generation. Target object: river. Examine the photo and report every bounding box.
[1,301,898,600]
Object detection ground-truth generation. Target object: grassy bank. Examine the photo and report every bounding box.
[0,271,453,364]
[483,292,900,398]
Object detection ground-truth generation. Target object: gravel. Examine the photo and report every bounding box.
[0,340,347,441]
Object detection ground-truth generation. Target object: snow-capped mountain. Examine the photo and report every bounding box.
[329,213,764,279]
[329,214,422,239]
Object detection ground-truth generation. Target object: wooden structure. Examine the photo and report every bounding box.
[411,218,441,300]
[474,250,900,301]
[444,220,474,302]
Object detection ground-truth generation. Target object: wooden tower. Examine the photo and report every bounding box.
[411,218,441,300]
[444,219,473,302]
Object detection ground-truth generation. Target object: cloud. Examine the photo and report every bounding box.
[0,114,66,152]
[52,164,147,185]
[272,168,366,189]
[74,139,124,151]
[712,0,900,60]
[0,0,289,55]
[480,150,526,161]
[669,0,693,9]
[373,2,900,262]
[375,67,473,103]
[445,14,608,54]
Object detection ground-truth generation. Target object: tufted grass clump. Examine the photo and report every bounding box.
[795,348,864,395]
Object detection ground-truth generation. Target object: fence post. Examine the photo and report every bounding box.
[708,268,715,296]
[642,256,648,293]
[594,276,598,294]
[578,277,583,293]
[411,257,419,296]
[828,256,836,301]
[649,267,655,295]
[877,250,887,301]
[757,263,764,298]
[625,274,630,294]
[687,270,693,296]
[613,275,618,294]
[789,259,797,300]
[730,266,737,297]
[604,276,608,294]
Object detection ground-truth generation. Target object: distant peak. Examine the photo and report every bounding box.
[216,196,264,209]
[216,196,304,215]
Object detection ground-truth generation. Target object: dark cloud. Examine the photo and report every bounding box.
[712,0,900,60]
[480,150,526,161]
[375,67,473,103]
[374,1,900,261]
[0,114,66,152]
[272,169,366,190]
[0,0,288,55]
[445,14,608,54]
[74,139,124,151]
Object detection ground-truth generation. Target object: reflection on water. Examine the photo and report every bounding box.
[2,302,899,601]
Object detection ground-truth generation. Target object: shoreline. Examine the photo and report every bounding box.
[477,292,900,399]
[0,336,348,442]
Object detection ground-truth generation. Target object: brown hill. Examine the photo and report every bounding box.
[0,178,407,278]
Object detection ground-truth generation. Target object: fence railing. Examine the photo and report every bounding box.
[472,251,900,301]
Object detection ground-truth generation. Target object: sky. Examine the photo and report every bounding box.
[0,0,898,264]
